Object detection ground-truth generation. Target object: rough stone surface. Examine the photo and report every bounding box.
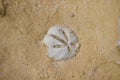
[0,0,120,80]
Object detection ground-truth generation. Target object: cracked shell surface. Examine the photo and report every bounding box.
[43,26,80,61]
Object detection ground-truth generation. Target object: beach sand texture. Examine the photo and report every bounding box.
[0,0,120,80]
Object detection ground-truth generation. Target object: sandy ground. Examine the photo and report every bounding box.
[0,0,120,80]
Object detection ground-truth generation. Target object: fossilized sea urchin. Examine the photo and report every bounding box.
[43,26,80,61]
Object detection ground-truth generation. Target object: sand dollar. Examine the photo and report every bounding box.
[43,25,80,61]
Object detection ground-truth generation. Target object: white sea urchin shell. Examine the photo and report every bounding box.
[43,26,80,61]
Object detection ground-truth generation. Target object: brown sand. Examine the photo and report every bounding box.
[0,0,120,80]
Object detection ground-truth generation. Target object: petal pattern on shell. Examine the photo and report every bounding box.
[43,25,80,61]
